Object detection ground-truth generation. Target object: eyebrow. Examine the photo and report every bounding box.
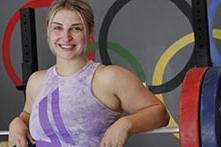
[51,22,83,26]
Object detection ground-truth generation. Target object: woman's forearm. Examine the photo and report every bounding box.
[121,104,170,134]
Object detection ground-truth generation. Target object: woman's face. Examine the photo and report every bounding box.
[47,9,88,60]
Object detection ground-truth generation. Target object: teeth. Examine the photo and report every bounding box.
[59,44,75,49]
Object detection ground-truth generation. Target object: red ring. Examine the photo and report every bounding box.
[2,0,53,86]
[2,0,95,86]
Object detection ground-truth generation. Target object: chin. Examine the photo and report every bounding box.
[60,54,83,60]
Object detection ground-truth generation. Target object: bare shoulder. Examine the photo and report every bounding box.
[94,64,160,113]
[94,64,143,96]
[95,64,141,85]
[26,70,48,99]
[27,70,47,88]
[92,64,135,111]
[23,70,48,112]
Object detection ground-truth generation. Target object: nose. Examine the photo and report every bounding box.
[62,30,73,42]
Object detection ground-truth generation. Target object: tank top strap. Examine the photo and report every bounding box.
[34,66,58,101]
[86,60,101,84]
[43,66,58,85]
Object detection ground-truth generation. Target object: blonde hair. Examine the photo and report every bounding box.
[47,0,94,35]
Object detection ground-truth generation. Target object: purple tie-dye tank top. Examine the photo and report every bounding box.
[29,60,121,147]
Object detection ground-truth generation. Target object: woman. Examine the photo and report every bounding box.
[8,0,169,147]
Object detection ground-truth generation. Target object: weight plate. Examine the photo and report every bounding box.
[200,67,221,147]
[179,67,208,147]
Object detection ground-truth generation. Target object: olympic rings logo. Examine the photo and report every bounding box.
[2,0,221,139]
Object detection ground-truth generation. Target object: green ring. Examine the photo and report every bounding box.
[87,42,146,83]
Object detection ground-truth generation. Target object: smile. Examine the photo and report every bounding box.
[58,44,76,50]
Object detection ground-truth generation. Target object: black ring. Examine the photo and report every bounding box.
[98,0,194,94]
[99,0,131,65]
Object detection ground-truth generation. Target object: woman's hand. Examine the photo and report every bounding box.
[100,117,131,147]
[8,117,34,147]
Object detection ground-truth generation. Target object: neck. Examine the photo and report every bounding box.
[55,56,89,76]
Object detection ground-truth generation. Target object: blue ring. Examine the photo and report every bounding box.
[208,0,221,65]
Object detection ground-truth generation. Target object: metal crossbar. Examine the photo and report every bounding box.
[0,127,179,136]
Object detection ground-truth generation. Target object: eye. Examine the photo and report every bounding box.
[52,26,63,31]
[71,26,83,32]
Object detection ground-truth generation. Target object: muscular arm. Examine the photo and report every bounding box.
[98,65,169,147]
[112,66,169,133]
[20,70,46,125]
[8,70,46,147]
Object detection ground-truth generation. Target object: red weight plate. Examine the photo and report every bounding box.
[179,67,208,147]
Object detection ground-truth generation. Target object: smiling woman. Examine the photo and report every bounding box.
[47,9,88,62]
[7,0,169,147]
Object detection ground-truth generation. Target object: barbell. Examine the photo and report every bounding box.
[0,127,179,136]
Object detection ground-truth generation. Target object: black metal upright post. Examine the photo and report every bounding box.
[19,8,38,87]
[192,0,211,67]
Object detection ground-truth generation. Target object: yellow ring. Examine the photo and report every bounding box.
[152,29,221,138]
